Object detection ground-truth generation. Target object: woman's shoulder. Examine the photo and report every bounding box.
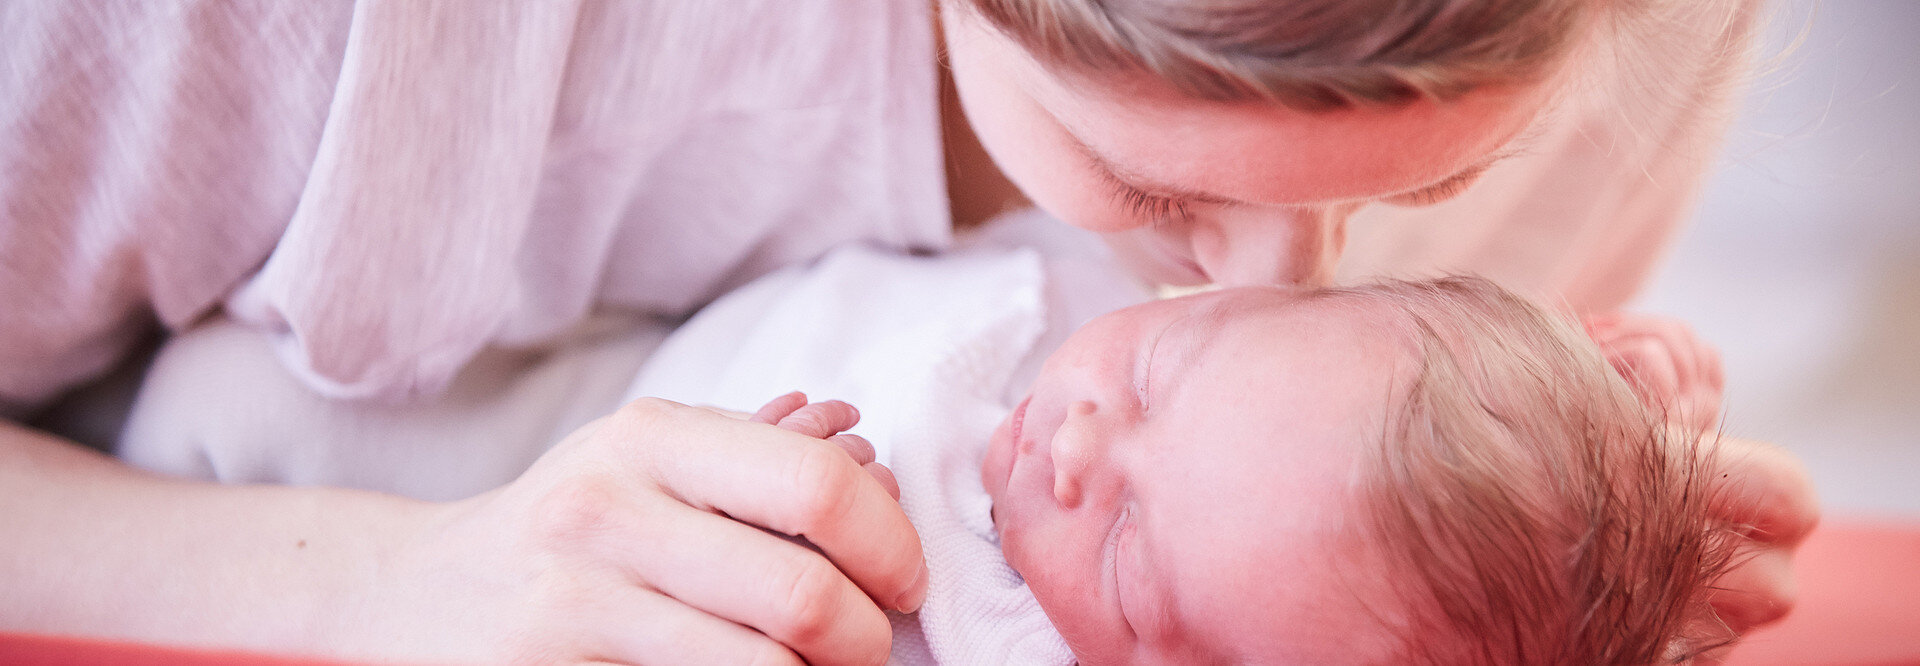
[560,0,938,118]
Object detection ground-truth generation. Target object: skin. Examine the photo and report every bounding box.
[1,397,923,666]
[939,4,1813,649]
[0,5,1808,663]
[941,7,1559,288]
[982,287,1419,663]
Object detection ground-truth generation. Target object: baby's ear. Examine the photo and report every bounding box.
[1582,312,1725,431]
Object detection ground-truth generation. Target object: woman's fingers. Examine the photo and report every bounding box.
[523,478,883,666]
[600,498,892,666]
[1712,436,1819,546]
[618,399,929,613]
[1707,547,1797,633]
[393,398,918,663]
[1707,436,1819,635]
[593,584,805,666]
[520,445,895,666]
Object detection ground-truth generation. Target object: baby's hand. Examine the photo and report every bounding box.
[1584,312,1725,432]
[752,392,900,500]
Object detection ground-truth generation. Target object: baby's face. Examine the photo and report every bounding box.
[982,287,1417,663]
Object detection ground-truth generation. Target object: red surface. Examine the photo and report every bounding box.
[0,633,351,665]
[2,518,1915,664]
[1722,518,1920,666]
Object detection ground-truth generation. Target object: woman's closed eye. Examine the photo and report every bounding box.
[1100,169,1192,226]
[1383,167,1486,207]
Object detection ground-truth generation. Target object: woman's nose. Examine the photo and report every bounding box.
[1193,206,1352,288]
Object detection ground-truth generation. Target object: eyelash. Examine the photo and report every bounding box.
[1099,152,1509,216]
[1391,173,1477,207]
[1107,505,1140,636]
[1100,171,1192,226]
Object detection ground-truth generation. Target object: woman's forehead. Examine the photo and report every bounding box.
[1020,58,1557,206]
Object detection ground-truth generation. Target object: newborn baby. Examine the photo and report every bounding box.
[625,219,1733,664]
[976,277,1731,664]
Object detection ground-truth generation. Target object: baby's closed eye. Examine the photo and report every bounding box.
[1110,504,1174,642]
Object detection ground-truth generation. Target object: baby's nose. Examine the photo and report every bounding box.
[1051,401,1101,508]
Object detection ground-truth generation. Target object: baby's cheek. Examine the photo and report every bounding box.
[995,519,1124,660]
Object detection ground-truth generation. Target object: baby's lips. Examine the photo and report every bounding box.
[1009,395,1034,454]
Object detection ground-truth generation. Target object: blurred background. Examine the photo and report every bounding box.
[1637,0,1919,518]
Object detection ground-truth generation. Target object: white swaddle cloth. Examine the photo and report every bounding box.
[625,214,1147,664]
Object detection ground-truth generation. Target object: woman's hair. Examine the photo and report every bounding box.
[953,0,1593,109]
[952,0,1762,120]
[1338,277,1740,664]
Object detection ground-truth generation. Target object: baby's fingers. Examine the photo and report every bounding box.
[751,391,811,425]
[776,400,861,440]
[829,434,877,466]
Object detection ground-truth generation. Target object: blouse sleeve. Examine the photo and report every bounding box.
[0,3,348,417]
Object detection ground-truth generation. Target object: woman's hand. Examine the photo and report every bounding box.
[1583,313,1818,644]
[1704,436,1819,642]
[365,397,927,665]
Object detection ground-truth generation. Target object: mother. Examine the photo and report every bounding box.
[0,0,1813,663]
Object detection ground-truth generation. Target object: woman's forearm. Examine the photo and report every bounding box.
[0,398,927,664]
[0,419,425,656]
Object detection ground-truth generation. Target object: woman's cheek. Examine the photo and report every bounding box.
[1104,228,1210,286]
[995,150,1136,233]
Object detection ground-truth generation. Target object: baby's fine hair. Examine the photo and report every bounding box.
[953,0,1757,112]
[1339,277,1738,664]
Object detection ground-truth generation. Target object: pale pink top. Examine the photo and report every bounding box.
[0,0,1758,418]
[0,1,948,416]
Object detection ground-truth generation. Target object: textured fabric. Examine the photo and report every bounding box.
[116,312,670,500]
[627,213,1149,664]
[0,0,947,416]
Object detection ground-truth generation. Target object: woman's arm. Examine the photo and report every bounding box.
[0,398,925,665]
[0,419,416,651]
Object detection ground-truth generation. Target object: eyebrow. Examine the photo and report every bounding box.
[1069,116,1550,206]
[1145,303,1226,407]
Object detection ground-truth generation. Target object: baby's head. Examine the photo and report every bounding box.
[981,277,1735,664]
